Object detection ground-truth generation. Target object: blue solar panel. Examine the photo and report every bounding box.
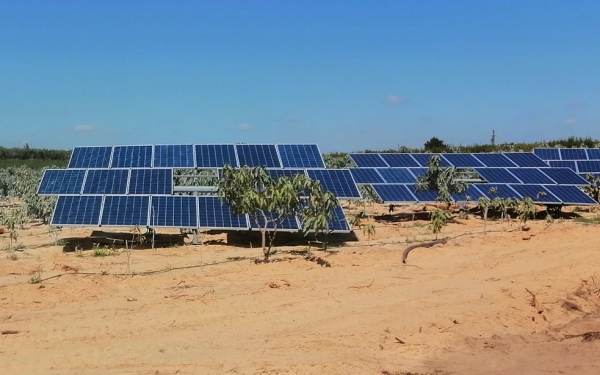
[508,185,560,204]
[560,148,588,160]
[276,144,325,168]
[51,196,102,226]
[111,145,153,168]
[153,145,195,168]
[198,197,249,229]
[576,160,600,173]
[68,146,113,169]
[477,184,521,200]
[507,168,556,184]
[101,196,150,227]
[306,169,361,199]
[452,185,486,202]
[549,160,577,171]
[128,169,172,195]
[379,153,420,168]
[539,168,588,185]
[410,154,452,167]
[195,144,238,168]
[586,149,600,160]
[409,168,428,177]
[348,153,388,168]
[150,196,198,228]
[472,153,518,167]
[82,169,129,194]
[543,185,597,205]
[236,144,281,168]
[503,153,548,168]
[407,184,438,202]
[474,168,521,184]
[441,154,485,168]
[267,169,307,179]
[533,148,560,161]
[249,212,300,231]
[371,184,417,203]
[349,168,385,184]
[376,168,417,184]
[38,169,86,195]
[299,206,351,233]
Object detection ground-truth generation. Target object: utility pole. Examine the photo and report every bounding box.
[491,130,496,146]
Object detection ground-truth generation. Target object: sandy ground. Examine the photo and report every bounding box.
[1,204,600,375]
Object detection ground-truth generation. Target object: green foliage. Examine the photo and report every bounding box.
[93,244,118,257]
[573,215,600,224]
[415,154,467,204]
[322,152,353,168]
[362,223,376,239]
[423,137,449,153]
[0,166,57,223]
[429,209,450,239]
[517,197,536,228]
[0,207,27,250]
[583,174,600,202]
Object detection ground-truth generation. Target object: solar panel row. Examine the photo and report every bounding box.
[349,152,548,168]
[534,148,600,161]
[68,144,326,169]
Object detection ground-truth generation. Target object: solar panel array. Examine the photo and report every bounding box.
[534,148,600,176]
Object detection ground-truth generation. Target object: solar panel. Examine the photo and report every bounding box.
[51,196,102,226]
[379,153,420,168]
[37,169,86,195]
[128,169,172,195]
[548,160,577,171]
[575,160,600,174]
[543,185,597,205]
[198,197,249,229]
[533,148,560,161]
[149,196,198,228]
[111,145,153,168]
[153,145,195,168]
[371,184,417,203]
[276,144,325,168]
[299,206,351,233]
[472,153,518,167]
[236,144,281,168]
[195,144,238,168]
[82,169,129,195]
[474,168,521,184]
[559,148,588,160]
[101,196,150,227]
[505,168,556,184]
[349,168,385,184]
[508,185,561,204]
[539,168,588,185]
[68,146,113,169]
[348,153,388,168]
[452,185,486,202]
[503,153,548,168]
[409,168,428,177]
[477,184,521,200]
[249,212,300,231]
[407,184,438,202]
[306,169,361,199]
[441,154,485,168]
[267,169,307,179]
[586,149,600,160]
[410,154,452,167]
[376,168,417,184]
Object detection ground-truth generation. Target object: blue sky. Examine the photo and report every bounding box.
[1,1,599,152]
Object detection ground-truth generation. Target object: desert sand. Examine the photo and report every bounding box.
[1,204,600,375]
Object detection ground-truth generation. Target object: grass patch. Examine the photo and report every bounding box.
[93,247,118,257]
[14,243,26,251]
[574,216,600,224]
[6,252,18,261]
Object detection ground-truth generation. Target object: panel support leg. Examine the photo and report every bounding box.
[191,229,201,245]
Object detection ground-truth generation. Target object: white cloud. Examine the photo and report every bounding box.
[385,95,407,105]
[238,123,252,131]
[564,118,577,126]
[73,124,94,132]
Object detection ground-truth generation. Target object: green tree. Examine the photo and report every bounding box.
[218,165,339,262]
[415,155,467,205]
[423,137,448,153]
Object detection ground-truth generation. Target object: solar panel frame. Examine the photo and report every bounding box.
[306,169,361,199]
[371,184,418,203]
[474,168,522,184]
[153,144,195,168]
[348,168,385,184]
[407,184,438,203]
[472,153,519,167]
[348,153,389,168]
[82,168,130,195]
[68,146,113,169]
[575,160,600,174]
[149,196,198,228]
[503,153,549,168]
[50,195,103,226]
[379,153,420,168]
[409,154,453,167]
[533,148,561,161]
[110,145,154,168]
[194,144,239,168]
[235,144,282,168]
[543,185,597,205]
[538,168,588,185]
[197,197,249,230]
[508,184,561,204]
[100,195,150,227]
[37,169,87,195]
[276,144,325,168]
[548,160,578,171]
[376,168,418,184]
[441,153,485,168]
[586,149,600,160]
[559,148,588,161]
[128,168,173,195]
[505,168,556,184]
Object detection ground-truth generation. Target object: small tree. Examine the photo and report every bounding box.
[517,197,536,230]
[423,137,449,153]
[218,165,338,261]
[583,173,600,202]
[299,180,340,250]
[429,208,450,239]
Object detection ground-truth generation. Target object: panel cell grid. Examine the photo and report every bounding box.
[503,153,549,168]
[474,168,521,184]
[236,144,281,168]
[111,145,153,168]
[506,168,556,184]
[128,169,173,195]
[150,196,198,228]
[472,153,518,167]
[250,212,300,231]
[410,154,452,167]
[441,153,485,168]
[349,168,385,184]
[376,168,417,184]
[82,169,129,194]
[533,148,561,161]
[195,144,238,168]
[407,184,438,202]
[543,185,597,205]
[348,153,388,168]
[299,205,350,233]
[198,197,249,229]
[538,168,588,185]
[267,169,307,179]
[38,169,86,195]
[452,185,486,202]
[379,153,420,168]
[68,146,113,169]
[508,185,560,204]
[101,196,150,227]
[409,168,428,177]
[559,148,588,160]
[372,184,417,203]
[154,145,195,168]
[276,144,325,168]
[586,149,600,160]
[548,160,577,171]
[477,184,521,200]
[51,196,102,226]
[576,160,600,173]
[306,169,361,199]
